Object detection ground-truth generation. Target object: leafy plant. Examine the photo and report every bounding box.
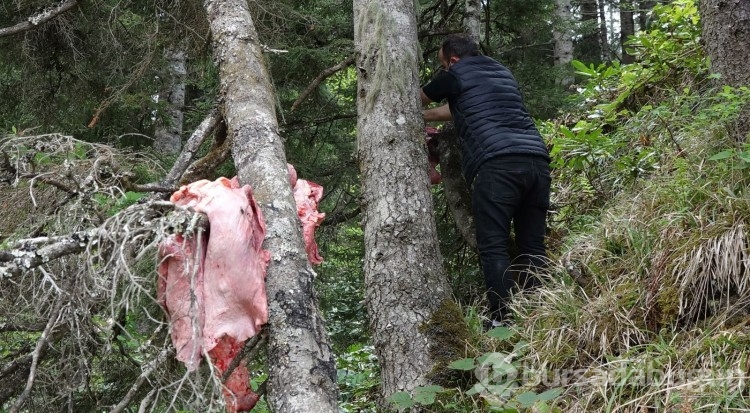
[338,344,380,413]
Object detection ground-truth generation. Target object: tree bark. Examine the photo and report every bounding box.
[700,0,750,142]
[599,0,610,61]
[154,45,187,155]
[464,0,482,42]
[578,0,601,63]
[354,0,453,402]
[620,0,636,64]
[553,0,575,86]
[203,1,339,412]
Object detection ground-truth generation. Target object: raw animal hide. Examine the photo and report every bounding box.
[158,176,269,371]
[157,169,325,412]
[288,164,325,265]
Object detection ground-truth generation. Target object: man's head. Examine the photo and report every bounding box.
[439,34,480,69]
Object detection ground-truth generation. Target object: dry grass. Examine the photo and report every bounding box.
[500,149,750,412]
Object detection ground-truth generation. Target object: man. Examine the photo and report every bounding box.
[421,34,551,326]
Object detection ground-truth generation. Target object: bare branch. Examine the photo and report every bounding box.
[180,133,233,185]
[0,322,46,333]
[9,297,63,413]
[109,347,172,413]
[290,56,355,112]
[21,173,78,195]
[221,331,267,382]
[0,0,79,38]
[322,206,361,226]
[163,109,222,187]
[122,182,178,193]
[0,230,96,278]
[0,201,207,278]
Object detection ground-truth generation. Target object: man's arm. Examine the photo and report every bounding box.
[420,89,433,106]
[423,104,452,122]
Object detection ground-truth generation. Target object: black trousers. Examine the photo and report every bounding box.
[471,154,551,320]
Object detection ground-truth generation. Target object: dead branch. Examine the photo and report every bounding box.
[0,201,207,278]
[0,322,46,333]
[163,109,222,187]
[290,56,355,112]
[221,331,267,382]
[0,0,79,38]
[109,347,173,413]
[122,182,178,193]
[0,357,31,405]
[9,297,63,413]
[0,133,242,411]
[0,229,97,278]
[180,132,234,185]
[322,206,361,226]
[22,173,78,195]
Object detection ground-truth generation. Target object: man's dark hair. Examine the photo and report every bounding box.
[441,34,480,59]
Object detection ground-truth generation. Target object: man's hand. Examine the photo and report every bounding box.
[423,104,453,122]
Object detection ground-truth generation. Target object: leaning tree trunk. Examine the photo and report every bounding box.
[429,0,484,248]
[620,0,636,64]
[204,1,338,412]
[354,0,455,402]
[700,0,750,142]
[435,125,476,248]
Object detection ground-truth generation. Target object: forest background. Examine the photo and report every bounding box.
[1,0,750,412]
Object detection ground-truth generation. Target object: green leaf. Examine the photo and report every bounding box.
[516,391,539,408]
[571,60,594,76]
[466,382,486,396]
[512,340,529,355]
[413,386,440,405]
[537,388,563,401]
[418,385,443,393]
[737,151,750,164]
[486,326,516,340]
[388,391,414,409]
[448,357,476,370]
[709,149,734,161]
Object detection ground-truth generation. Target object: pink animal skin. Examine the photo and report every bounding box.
[157,167,325,412]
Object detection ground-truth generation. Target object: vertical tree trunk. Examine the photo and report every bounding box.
[354,0,454,401]
[620,0,636,64]
[464,0,482,42]
[203,1,339,412]
[154,46,186,155]
[578,0,601,63]
[700,0,750,141]
[638,0,656,30]
[599,0,610,61]
[553,0,574,86]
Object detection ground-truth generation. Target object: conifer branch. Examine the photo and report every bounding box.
[0,0,79,38]
[290,56,355,112]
